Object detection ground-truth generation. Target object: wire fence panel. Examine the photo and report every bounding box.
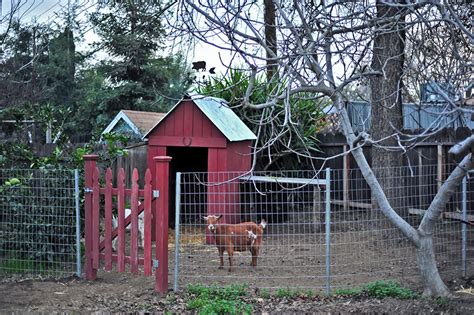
[0,169,79,280]
[173,165,473,292]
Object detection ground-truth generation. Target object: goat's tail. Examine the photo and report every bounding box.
[260,219,267,229]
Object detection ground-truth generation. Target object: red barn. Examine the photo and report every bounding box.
[144,95,257,224]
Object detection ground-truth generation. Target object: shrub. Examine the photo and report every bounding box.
[363,280,418,299]
[185,283,252,315]
[0,169,77,274]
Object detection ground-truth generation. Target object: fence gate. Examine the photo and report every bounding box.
[83,155,171,293]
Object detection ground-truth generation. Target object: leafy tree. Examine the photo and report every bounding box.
[0,21,52,110]
[43,26,76,109]
[0,19,79,144]
[197,69,327,169]
[88,0,191,127]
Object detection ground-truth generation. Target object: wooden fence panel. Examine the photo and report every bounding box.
[84,154,171,293]
[130,169,139,274]
[144,169,152,276]
[104,168,113,271]
[117,168,126,272]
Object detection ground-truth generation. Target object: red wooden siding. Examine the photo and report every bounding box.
[146,99,255,242]
[227,141,253,171]
[150,101,226,143]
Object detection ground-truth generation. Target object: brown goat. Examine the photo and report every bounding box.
[203,215,266,272]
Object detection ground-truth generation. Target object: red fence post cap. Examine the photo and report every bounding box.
[153,156,172,162]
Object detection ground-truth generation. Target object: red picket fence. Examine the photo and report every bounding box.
[83,155,171,294]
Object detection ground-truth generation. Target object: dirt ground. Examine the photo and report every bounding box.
[1,272,474,313]
[2,224,473,313]
[172,224,473,291]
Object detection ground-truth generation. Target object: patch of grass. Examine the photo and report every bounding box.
[275,288,299,298]
[185,283,252,315]
[259,288,271,299]
[363,280,418,299]
[334,287,363,297]
[275,287,313,298]
[333,281,418,299]
[187,283,248,299]
[304,289,317,298]
[0,257,46,274]
[434,297,450,306]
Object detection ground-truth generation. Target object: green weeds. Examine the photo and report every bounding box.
[334,280,418,299]
[185,283,252,315]
[0,257,46,275]
[275,288,316,299]
[363,280,418,299]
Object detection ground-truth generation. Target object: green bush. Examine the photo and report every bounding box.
[333,287,363,296]
[185,283,252,315]
[0,169,77,273]
[274,287,316,299]
[259,288,271,299]
[363,280,418,299]
[333,281,418,299]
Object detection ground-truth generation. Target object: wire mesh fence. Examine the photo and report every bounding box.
[0,169,80,280]
[172,165,474,292]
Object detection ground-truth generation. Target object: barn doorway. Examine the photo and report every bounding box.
[167,147,208,227]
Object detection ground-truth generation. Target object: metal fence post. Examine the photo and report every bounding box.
[325,168,331,295]
[462,175,467,277]
[74,169,82,278]
[174,172,182,292]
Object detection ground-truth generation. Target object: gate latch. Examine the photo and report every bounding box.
[84,187,93,193]
[153,190,159,198]
[152,259,159,272]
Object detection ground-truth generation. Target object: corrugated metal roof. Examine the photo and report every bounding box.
[192,95,257,141]
[144,95,257,142]
[347,101,474,132]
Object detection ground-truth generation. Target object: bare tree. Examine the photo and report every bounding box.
[264,0,278,80]
[173,0,473,296]
[369,1,405,223]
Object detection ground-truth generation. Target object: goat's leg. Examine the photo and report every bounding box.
[218,246,224,269]
[251,247,259,267]
[227,247,234,272]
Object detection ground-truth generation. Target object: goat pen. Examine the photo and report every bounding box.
[171,165,474,293]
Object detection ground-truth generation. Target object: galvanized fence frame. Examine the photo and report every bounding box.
[0,168,81,280]
[172,165,473,293]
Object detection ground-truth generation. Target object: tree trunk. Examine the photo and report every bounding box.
[264,0,277,81]
[370,0,406,224]
[416,233,451,297]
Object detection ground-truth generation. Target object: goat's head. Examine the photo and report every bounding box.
[202,214,223,233]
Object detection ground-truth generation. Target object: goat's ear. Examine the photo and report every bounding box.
[216,214,223,221]
[202,216,208,221]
